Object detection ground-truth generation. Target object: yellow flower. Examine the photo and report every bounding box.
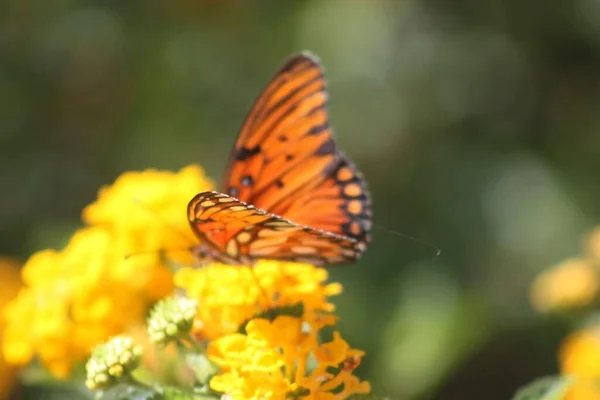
[4,228,149,377]
[83,165,213,266]
[174,261,342,339]
[560,328,600,399]
[530,258,599,313]
[565,381,600,400]
[0,257,23,400]
[3,166,212,378]
[209,330,289,400]
[561,329,600,378]
[207,316,370,400]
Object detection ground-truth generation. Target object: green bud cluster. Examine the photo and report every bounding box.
[85,336,143,391]
[147,296,198,345]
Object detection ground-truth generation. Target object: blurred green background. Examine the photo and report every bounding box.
[3,0,600,398]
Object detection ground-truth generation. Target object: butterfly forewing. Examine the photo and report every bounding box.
[188,191,363,265]
[221,52,371,249]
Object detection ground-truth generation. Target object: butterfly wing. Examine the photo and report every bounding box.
[221,52,372,249]
[188,191,363,265]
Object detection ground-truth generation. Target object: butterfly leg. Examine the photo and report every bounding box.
[190,244,211,267]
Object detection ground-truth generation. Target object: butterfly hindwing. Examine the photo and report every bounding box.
[221,52,372,250]
[188,191,363,265]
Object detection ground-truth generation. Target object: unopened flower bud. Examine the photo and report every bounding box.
[85,336,143,391]
[147,297,198,345]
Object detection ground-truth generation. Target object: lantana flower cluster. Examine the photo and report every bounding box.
[208,315,369,399]
[0,165,370,399]
[2,165,208,377]
[176,262,369,399]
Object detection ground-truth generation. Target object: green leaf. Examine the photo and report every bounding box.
[144,385,219,400]
[512,376,575,400]
[97,385,155,400]
[98,385,217,400]
[192,384,222,399]
[239,302,305,334]
[156,387,194,400]
[185,353,219,385]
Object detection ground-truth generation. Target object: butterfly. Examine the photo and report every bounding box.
[188,52,372,266]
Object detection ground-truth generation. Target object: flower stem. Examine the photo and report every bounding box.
[183,333,204,353]
[125,375,156,392]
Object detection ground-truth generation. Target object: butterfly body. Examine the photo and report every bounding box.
[188,52,372,266]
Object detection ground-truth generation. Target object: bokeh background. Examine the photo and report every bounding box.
[3,0,600,398]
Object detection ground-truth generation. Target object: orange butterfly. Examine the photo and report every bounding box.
[188,52,372,266]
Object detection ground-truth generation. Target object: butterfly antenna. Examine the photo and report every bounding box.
[124,246,195,260]
[373,223,442,258]
[133,197,196,245]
